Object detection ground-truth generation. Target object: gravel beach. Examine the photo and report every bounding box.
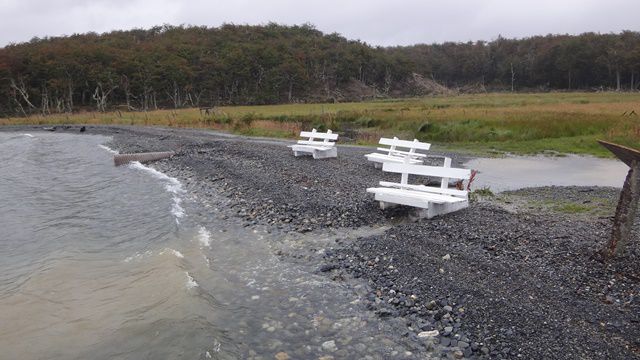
[6,124,638,359]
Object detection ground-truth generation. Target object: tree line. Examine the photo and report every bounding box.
[0,24,638,116]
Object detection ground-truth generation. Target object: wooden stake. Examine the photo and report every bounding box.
[598,141,640,258]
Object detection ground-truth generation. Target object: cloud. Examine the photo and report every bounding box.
[1,0,639,47]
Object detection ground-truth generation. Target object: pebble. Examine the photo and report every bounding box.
[321,340,337,352]
[417,330,440,338]
[275,352,289,360]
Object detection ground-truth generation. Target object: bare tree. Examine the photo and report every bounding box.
[9,78,36,115]
[510,63,516,92]
[40,85,50,115]
[92,82,118,112]
[165,81,182,109]
[383,67,392,95]
[121,75,137,110]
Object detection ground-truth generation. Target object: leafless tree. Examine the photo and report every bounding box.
[9,78,36,115]
[92,82,118,112]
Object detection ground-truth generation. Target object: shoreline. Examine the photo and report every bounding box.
[3,124,638,359]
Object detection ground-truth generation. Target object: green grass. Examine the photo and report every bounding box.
[469,187,495,201]
[2,92,640,156]
[554,203,593,214]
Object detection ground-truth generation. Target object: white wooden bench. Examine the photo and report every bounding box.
[367,157,472,218]
[365,137,431,168]
[288,129,339,159]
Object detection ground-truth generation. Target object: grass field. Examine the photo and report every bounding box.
[2,92,639,157]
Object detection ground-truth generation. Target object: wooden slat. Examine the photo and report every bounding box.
[300,130,339,140]
[440,157,452,189]
[382,162,471,180]
[377,148,427,157]
[379,137,431,151]
[367,187,467,205]
[298,140,336,146]
[378,181,468,198]
[365,153,423,164]
[290,144,332,151]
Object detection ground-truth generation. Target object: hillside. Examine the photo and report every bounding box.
[0,24,639,116]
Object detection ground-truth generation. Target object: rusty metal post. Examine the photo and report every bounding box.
[598,141,640,258]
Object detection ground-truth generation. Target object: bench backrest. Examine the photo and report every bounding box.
[298,128,338,145]
[382,158,471,197]
[378,137,431,157]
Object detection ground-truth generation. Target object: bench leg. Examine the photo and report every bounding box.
[293,151,301,157]
[312,147,337,159]
[379,201,398,210]
[374,162,382,169]
[414,201,469,219]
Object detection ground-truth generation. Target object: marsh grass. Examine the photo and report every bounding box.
[2,92,639,156]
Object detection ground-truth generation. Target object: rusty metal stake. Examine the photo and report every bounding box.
[598,141,640,258]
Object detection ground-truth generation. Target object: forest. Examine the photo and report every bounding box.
[0,23,639,116]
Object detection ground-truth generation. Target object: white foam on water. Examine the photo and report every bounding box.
[23,133,34,138]
[98,144,118,154]
[128,161,185,222]
[124,250,153,263]
[160,248,184,259]
[171,197,185,220]
[197,226,212,248]
[185,272,198,289]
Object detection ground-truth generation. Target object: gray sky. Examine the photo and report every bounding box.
[1,0,639,47]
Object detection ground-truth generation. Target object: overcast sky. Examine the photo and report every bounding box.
[1,0,639,47]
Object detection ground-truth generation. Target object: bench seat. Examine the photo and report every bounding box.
[367,159,472,218]
[288,128,339,159]
[367,187,467,205]
[289,144,337,159]
[365,152,423,165]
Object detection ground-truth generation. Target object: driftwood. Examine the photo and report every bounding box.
[114,151,175,166]
[598,140,640,258]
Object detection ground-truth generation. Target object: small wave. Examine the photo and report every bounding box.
[160,248,184,259]
[128,161,185,222]
[124,250,153,263]
[98,144,118,154]
[185,272,198,289]
[128,162,183,194]
[197,226,212,248]
[23,133,34,138]
[172,197,185,219]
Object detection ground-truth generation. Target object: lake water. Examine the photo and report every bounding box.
[464,155,629,192]
[0,132,417,359]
